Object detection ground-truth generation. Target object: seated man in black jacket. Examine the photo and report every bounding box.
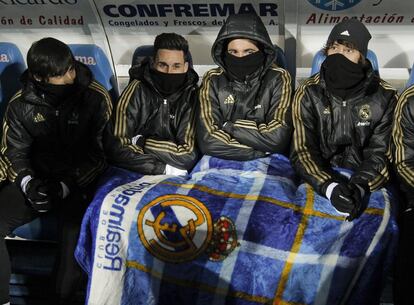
[290,19,397,220]
[392,83,414,305]
[197,13,292,160]
[105,33,199,175]
[0,37,112,305]
[0,156,6,186]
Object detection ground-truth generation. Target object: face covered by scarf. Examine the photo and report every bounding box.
[323,53,366,99]
[34,79,76,105]
[150,68,187,96]
[223,50,265,80]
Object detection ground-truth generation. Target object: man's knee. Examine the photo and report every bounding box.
[0,223,9,239]
[0,183,38,237]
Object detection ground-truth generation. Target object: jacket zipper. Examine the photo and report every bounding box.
[41,93,61,154]
[163,98,167,138]
[342,100,347,140]
[341,100,349,167]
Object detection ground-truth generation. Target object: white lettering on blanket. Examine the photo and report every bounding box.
[88,175,166,305]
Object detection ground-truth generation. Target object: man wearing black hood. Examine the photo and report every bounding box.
[392,67,414,305]
[197,13,292,160]
[291,19,397,220]
[0,157,5,186]
[105,33,199,175]
[0,38,112,304]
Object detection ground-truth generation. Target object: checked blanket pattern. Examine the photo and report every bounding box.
[75,154,398,305]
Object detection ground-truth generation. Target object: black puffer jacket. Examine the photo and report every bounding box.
[197,13,292,160]
[291,64,397,195]
[104,58,199,174]
[0,156,6,183]
[0,63,112,188]
[393,84,414,203]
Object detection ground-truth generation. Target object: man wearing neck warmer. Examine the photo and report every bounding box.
[104,33,199,175]
[0,37,112,305]
[392,66,414,305]
[197,13,292,160]
[291,19,397,221]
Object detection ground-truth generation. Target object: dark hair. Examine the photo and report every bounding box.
[323,39,367,65]
[153,33,189,62]
[224,38,263,53]
[27,37,74,82]
[228,38,261,48]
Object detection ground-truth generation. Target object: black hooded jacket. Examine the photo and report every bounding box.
[393,84,414,203]
[290,62,397,195]
[104,58,199,174]
[197,13,292,160]
[0,156,6,183]
[0,62,112,188]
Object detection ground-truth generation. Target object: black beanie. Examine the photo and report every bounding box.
[327,19,372,57]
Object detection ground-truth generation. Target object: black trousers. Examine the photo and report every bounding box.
[0,182,90,304]
[394,209,414,305]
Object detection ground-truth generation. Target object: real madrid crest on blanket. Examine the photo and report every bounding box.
[79,160,399,305]
[138,194,238,263]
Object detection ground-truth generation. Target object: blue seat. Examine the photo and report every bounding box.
[132,45,193,68]
[274,45,287,69]
[0,42,26,121]
[68,44,118,99]
[12,213,58,241]
[310,49,379,76]
[406,63,414,88]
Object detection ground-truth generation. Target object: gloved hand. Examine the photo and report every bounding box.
[346,182,368,220]
[330,183,355,215]
[165,164,187,176]
[348,183,367,201]
[131,134,145,146]
[403,199,414,213]
[44,180,71,200]
[23,178,52,212]
[222,121,233,135]
[402,200,414,238]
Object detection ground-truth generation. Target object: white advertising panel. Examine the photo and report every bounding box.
[297,0,414,69]
[95,0,285,68]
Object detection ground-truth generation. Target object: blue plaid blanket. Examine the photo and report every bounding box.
[75,154,398,305]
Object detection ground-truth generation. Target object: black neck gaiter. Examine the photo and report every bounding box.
[224,51,265,81]
[150,69,187,96]
[323,54,366,100]
[34,80,76,106]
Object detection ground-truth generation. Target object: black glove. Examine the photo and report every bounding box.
[347,182,369,221]
[330,183,355,215]
[404,198,414,213]
[222,121,234,135]
[44,180,65,201]
[402,200,414,238]
[24,178,52,212]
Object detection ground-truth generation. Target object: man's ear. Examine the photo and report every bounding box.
[184,61,189,73]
